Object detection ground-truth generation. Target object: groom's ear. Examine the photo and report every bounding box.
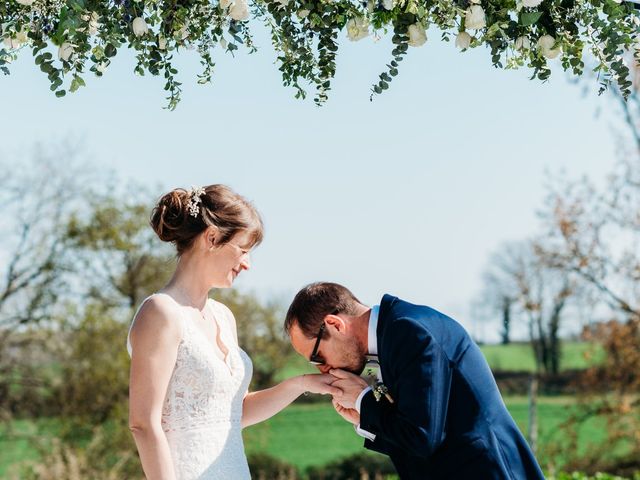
[325,314,347,334]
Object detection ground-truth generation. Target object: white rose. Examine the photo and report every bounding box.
[521,0,543,7]
[407,23,427,47]
[298,9,310,18]
[15,0,34,6]
[3,27,28,49]
[383,0,394,9]
[229,0,249,21]
[455,31,472,49]
[515,35,531,50]
[89,12,100,36]
[346,16,369,42]
[158,35,167,50]
[537,34,561,59]
[15,29,28,44]
[58,42,74,62]
[132,17,148,37]
[176,25,189,40]
[3,36,20,49]
[465,5,486,30]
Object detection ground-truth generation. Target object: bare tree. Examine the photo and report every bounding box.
[478,250,520,345]
[479,241,576,374]
[0,144,91,419]
[536,158,639,323]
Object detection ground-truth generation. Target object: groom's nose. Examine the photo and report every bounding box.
[317,364,331,374]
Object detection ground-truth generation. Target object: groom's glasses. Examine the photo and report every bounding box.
[309,323,326,366]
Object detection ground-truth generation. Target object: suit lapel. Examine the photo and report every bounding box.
[377,294,397,389]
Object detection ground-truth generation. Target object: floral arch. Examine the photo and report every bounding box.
[1,0,639,108]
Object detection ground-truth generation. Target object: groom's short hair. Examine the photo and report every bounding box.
[284,282,362,339]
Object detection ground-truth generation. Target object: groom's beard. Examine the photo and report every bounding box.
[341,336,368,375]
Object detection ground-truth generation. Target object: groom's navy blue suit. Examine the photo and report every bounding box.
[359,294,545,479]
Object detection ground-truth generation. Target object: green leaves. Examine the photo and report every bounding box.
[0,0,638,107]
[520,11,543,26]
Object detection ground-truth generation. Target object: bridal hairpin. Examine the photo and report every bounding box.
[187,186,206,218]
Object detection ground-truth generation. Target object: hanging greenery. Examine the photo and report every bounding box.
[1,0,639,108]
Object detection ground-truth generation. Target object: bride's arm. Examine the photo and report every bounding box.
[128,298,181,480]
[217,303,341,428]
[241,374,341,428]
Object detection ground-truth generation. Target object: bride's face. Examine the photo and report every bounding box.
[207,230,254,288]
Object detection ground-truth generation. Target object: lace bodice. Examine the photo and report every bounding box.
[128,294,253,480]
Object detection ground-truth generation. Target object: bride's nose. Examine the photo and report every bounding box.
[240,254,251,270]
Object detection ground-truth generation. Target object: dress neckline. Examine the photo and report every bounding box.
[152,292,234,373]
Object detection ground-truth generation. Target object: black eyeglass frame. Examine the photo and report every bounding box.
[308,323,326,365]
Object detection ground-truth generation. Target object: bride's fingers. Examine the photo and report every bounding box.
[326,385,343,397]
[329,369,357,380]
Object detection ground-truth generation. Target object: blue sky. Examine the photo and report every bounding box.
[0,23,625,341]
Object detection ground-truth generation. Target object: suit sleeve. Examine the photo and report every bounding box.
[359,318,452,459]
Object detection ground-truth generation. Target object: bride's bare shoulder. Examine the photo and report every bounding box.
[130,294,182,345]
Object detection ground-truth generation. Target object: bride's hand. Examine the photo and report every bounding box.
[299,373,343,397]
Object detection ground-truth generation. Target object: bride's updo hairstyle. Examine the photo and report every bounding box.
[150,185,263,256]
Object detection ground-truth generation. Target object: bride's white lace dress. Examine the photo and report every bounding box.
[128,294,253,480]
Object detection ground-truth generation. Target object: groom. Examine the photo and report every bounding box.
[285,282,545,479]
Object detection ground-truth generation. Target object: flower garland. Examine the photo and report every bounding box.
[1,0,638,108]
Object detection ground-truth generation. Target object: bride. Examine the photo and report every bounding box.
[127,185,340,479]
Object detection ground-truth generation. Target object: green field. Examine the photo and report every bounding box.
[243,395,612,471]
[0,396,610,476]
[277,341,600,381]
[480,342,601,372]
[0,341,606,476]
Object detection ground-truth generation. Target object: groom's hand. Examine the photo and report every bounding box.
[332,399,360,425]
[329,369,368,410]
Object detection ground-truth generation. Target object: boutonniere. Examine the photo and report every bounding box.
[372,381,394,404]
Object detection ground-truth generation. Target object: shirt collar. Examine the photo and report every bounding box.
[368,305,379,356]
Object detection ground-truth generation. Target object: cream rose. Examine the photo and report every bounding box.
[132,17,149,37]
[515,35,531,50]
[346,17,369,41]
[465,5,486,30]
[58,42,74,62]
[455,31,472,49]
[229,0,249,21]
[407,24,427,47]
[537,34,561,59]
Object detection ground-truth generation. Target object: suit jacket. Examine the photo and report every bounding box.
[359,294,546,479]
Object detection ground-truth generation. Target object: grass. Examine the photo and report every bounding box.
[276,342,601,382]
[480,342,601,372]
[0,417,63,477]
[0,342,606,476]
[242,395,593,470]
[0,396,627,476]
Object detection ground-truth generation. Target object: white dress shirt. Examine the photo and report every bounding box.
[354,305,380,441]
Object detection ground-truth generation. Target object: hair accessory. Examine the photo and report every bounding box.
[186,186,206,218]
